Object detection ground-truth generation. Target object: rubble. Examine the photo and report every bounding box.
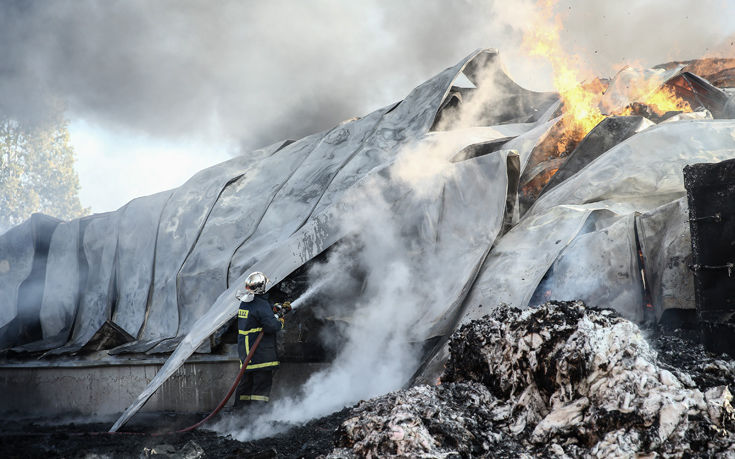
[141,440,205,459]
[330,302,735,457]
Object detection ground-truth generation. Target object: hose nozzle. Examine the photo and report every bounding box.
[273,301,293,318]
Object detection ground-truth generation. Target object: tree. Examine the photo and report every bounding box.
[0,116,89,231]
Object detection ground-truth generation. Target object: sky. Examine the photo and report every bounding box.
[2,0,735,213]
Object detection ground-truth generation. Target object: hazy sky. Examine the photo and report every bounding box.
[2,0,734,212]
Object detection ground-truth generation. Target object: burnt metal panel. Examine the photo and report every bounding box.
[666,72,731,119]
[541,116,652,195]
[81,320,135,352]
[684,158,735,355]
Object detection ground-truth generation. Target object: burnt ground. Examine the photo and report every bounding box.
[1,312,733,458]
[648,323,735,390]
[0,408,352,459]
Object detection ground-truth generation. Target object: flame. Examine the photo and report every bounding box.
[522,167,560,197]
[647,87,692,115]
[517,0,697,203]
[622,85,692,116]
[522,0,604,144]
[523,0,693,143]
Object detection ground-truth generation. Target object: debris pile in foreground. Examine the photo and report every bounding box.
[329,302,735,457]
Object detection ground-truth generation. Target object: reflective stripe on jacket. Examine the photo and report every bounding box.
[237,294,283,371]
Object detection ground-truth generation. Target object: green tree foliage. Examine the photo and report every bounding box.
[0,117,89,230]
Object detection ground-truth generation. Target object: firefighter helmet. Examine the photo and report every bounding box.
[245,272,269,294]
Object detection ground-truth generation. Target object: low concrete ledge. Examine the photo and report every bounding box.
[0,361,328,418]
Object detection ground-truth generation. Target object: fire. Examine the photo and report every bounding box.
[522,0,604,145]
[622,84,692,116]
[516,0,697,207]
[523,0,693,144]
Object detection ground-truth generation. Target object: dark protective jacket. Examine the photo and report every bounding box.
[237,293,283,371]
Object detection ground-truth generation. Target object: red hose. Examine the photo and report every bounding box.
[174,331,264,433]
[12,332,266,438]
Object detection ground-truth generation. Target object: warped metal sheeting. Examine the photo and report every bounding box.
[540,115,654,195]
[0,48,734,430]
[33,220,81,351]
[0,220,39,333]
[112,191,174,339]
[600,65,685,114]
[46,212,120,355]
[0,214,60,349]
[528,120,735,217]
[636,197,695,321]
[2,49,516,356]
[532,213,644,322]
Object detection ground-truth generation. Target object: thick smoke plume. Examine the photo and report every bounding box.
[1,0,733,151]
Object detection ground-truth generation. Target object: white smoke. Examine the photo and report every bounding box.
[288,274,332,310]
[213,172,441,440]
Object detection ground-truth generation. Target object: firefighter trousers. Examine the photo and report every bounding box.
[234,370,274,408]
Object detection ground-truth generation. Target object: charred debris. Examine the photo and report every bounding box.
[329,302,735,458]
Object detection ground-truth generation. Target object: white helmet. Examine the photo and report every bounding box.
[245,272,269,294]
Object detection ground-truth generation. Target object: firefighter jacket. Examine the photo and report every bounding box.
[237,293,283,371]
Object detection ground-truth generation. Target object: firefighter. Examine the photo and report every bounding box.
[234,271,286,412]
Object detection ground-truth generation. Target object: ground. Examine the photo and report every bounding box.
[0,409,351,458]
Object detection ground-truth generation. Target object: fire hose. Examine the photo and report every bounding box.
[124,302,292,434]
[8,304,292,439]
[21,331,267,439]
[175,330,264,433]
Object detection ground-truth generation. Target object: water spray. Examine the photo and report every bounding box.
[290,275,331,309]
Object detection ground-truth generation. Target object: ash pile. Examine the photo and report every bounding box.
[329,302,735,458]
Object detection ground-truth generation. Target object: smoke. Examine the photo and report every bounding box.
[214,169,444,441]
[288,274,332,310]
[1,0,733,152]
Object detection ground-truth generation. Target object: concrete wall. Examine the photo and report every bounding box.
[0,361,328,418]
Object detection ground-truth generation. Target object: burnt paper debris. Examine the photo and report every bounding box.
[330,302,735,458]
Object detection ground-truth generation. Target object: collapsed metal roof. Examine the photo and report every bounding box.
[0,49,734,429]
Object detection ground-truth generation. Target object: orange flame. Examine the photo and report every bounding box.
[523,0,604,141]
[622,85,692,116]
[523,0,693,145]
